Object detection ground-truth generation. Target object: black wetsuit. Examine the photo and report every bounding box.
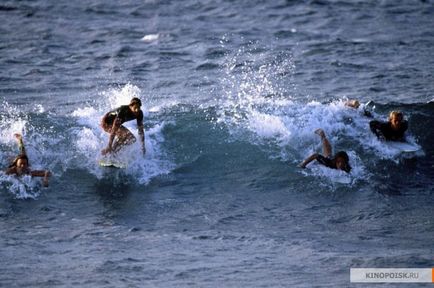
[103,105,143,126]
[316,155,337,169]
[369,120,407,141]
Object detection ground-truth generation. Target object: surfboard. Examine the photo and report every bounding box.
[386,141,421,153]
[305,166,352,185]
[99,159,127,169]
[334,175,352,184]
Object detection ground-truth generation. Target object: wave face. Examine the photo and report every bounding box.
[1,0,433,287]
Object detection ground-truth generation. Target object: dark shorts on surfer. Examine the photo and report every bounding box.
[101,105,144,132]
[316,154,336,169]
[100,116,113,132]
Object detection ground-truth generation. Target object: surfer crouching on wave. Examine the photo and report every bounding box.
[300,129,351,173]
[369,110,407,141]
[101,97,145,156]
[5,133,51,187]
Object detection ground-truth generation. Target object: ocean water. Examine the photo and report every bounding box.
[1,0,433,287]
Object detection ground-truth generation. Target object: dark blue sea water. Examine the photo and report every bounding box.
[1,1,433,287]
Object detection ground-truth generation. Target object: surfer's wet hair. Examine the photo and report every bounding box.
[389,111,403,121]
[130,97,142,107]
[335,151,351,173]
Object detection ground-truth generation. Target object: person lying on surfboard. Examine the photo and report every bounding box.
[299,129,351,173]
[345,99,373,117]
[369,110,407,141]
[5,133,51,187]
[101,97,145,156]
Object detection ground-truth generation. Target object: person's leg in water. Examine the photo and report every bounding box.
[111,125,136,153]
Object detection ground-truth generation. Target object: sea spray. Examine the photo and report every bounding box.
[214,43,372,184]
[70,84,175,184]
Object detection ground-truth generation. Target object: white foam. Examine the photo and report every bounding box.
[247,111,290,143]
[0,173,41,199]
[215,45,384,181]
[300,150,367,185]
[0,101,58,198]
[219,81,424,182]
[32,104,45,114]
[76,127,100,154]
[0,120,27,145]
[70,84,175,183]
[113,84,141,108]
[148,100,181,113]
[71,106,99,118]
[141,34,159,42]
[216,45,425,169]
[0,102,28,145]
[364,135,424,161]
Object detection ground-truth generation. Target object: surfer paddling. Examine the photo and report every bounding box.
[369,111,407,142]
[101,97,145,156]
[346,100,407,141]
[345,99,373,117]
[5,133,51,187]
[300,129,351,173]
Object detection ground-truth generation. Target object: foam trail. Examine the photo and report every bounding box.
[0,173,41,199]
[216,43,424,184]
[363,135,424,162]
[247,110,291,143]
[215,43,378,184]
[118,123,175,184]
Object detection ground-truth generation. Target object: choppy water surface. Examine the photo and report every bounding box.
[1,1,433,287]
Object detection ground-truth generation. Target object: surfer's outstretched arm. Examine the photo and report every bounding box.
[14,133,26,156]
[138,126,145,155]
[299,129,332,168]
[299,153,319,168]
[315,129,332,158]
[137,122,145,155]
[369,120,385,140]
[31,170,51,187]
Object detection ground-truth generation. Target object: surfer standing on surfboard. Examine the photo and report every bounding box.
[100,97,145,156]
[300,129,352,173]
[369,111,408,141]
